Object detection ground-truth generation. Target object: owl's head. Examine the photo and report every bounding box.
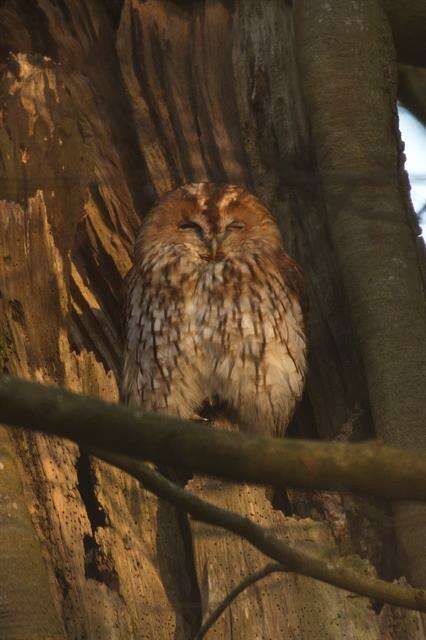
[135,182,283,263]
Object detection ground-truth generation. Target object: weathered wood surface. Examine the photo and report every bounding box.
[0,1,424,638]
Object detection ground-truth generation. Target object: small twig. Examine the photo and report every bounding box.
[193,563,283,640]
[93,448,426,614]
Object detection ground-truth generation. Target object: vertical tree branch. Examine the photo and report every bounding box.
[294,0,426,586]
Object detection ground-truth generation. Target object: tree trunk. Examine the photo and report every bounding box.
[0,1,424,638]
[294,0,426,592]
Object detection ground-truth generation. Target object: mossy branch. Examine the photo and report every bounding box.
[1,376,426,618]
[0,377,425,500]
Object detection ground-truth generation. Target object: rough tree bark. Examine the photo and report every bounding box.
[0,1,424,639]
[294,0,426,593]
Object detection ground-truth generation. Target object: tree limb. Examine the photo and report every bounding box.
[384,1,426,68]
[0,377,426,501]
[93,449,426,614]
[1,376,426,613]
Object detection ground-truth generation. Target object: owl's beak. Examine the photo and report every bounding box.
[209,238,218,259]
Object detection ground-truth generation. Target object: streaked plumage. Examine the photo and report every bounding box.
[123,182,306,436]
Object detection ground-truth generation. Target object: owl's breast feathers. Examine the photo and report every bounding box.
[123,249,306,435]
[123,182,306,435]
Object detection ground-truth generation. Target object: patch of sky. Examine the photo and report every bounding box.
[398,105,426,236]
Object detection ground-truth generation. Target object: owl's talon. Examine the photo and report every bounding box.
[189,414,211,423]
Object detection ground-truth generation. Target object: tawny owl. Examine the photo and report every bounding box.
[123,182,306,437]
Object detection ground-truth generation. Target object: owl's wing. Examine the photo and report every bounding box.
[121,265,143,405]
[274,252,307,436]
[278,252,307,316]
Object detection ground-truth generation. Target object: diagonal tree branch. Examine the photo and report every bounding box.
[0,377,426,501]
[1,376,426,614]
[93,448,426,614]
